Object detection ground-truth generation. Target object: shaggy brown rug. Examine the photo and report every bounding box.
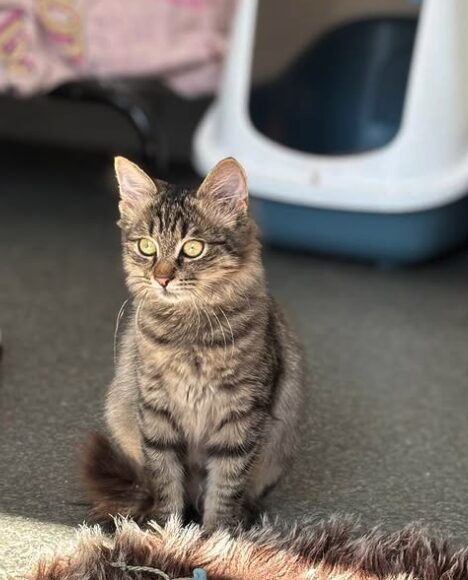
[27,516,468,580]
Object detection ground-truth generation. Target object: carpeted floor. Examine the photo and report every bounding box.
[1,142,468,575]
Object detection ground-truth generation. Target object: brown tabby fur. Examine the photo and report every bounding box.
[29,517,468,580]
[82,157,304,529]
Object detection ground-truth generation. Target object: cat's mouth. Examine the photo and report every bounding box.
[150,279,195,301]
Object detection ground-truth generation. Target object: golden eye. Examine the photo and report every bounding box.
[182,239,204,258]
[137,238,157,256]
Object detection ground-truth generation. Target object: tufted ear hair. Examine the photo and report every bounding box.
[114,156,157,226]
[196,157,248,226]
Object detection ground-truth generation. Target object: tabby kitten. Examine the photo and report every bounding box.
[83,156,304,530]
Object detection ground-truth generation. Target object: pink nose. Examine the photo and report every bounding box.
[155,276,171,288]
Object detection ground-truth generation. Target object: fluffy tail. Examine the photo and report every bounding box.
[81,431,155,523]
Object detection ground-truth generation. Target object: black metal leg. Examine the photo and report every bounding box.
[52,81,169,175]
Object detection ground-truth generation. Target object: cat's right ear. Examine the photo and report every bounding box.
[114,156,157,227]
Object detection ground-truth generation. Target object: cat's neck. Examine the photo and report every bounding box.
[133,280,268,345]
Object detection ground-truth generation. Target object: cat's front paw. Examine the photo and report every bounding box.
[202,516,232,533]
[150,509,182,527]
[202,509,246,532]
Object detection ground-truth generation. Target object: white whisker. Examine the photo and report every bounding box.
[212,310,227,361]
[135,289,150,333]
[197,296,215,347]
[218,306,235,358]
[189,295,202,337]
[113,298,130,366]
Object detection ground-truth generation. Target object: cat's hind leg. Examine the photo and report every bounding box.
[249,331,305,503]
[105,377,144,465]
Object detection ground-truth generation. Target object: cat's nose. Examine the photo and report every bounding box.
[155,276,171,288]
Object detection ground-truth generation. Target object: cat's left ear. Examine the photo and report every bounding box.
[197,157,248,225]
[114,156,157,226]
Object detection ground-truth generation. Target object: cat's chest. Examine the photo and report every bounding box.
[140,340,232,385]
[139,344,233,439]
[169,354,226,443]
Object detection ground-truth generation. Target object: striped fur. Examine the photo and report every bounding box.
[82,157,305,529]
[29,516,468,580]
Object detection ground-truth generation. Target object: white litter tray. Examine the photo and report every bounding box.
[193,0,468,263]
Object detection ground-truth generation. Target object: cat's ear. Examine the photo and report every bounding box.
[197,158,248,225]
[114,156,157,225]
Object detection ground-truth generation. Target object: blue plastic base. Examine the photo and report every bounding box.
[251,195,468,265]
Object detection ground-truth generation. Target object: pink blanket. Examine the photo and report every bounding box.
[0,0,236,97]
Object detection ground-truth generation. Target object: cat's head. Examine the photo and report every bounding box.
[114,156,262,305]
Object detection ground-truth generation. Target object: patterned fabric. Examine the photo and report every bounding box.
[0,0,236,96]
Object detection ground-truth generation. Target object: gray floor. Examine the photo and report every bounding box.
[1,142,468,573]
